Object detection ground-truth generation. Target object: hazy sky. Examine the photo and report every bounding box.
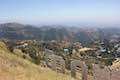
[0,0,120,25]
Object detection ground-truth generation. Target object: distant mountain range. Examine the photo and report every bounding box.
[0,22,120,46]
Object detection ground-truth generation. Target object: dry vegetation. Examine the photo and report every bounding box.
[0,41,76,80]
[111,58,120,69]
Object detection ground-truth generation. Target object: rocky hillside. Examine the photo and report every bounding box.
[0,41,75,80]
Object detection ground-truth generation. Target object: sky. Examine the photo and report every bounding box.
[0,0,120,26]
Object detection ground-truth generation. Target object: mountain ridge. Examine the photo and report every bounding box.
[0,22,120,46]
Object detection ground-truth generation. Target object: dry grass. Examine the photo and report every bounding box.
[0,41,76,80]
[111,58,120,70]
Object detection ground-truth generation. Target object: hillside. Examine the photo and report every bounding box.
[0,22,99,46]
[0,41,75,80]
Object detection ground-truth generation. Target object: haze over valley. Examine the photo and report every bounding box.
[0,0,120,80]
